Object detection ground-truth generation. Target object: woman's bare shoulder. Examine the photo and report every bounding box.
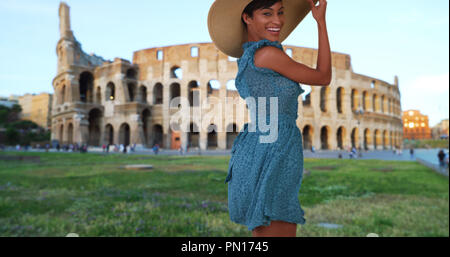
[254,45,330,85]
[254,46,287,68]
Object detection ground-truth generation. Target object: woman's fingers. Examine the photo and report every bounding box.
[318,0,327,8]
[307,0,316,10]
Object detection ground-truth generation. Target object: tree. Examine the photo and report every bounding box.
[5,127,20,145]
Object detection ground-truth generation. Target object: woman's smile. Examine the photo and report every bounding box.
[266,27,281,37]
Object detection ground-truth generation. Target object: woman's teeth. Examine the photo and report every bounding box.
[267,28,280,32]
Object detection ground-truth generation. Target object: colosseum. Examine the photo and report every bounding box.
[51,2,403,151]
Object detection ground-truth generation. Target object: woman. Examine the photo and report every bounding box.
[208,0,331,237]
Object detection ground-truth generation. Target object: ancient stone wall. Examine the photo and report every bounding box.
[51,2,403,151]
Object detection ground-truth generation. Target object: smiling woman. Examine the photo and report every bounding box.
[241,0,284,42]
[208,0,330,237]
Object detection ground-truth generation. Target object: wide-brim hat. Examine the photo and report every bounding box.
[208,0,317,58]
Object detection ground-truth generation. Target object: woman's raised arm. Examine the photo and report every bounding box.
[254,0,331,86]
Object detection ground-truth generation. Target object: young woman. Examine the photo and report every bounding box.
[208,0,331,237]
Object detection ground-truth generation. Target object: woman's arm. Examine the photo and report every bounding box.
[254,0,331,86]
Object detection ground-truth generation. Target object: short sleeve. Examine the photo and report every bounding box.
[247,39,284,75]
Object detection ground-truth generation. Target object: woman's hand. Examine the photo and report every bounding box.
[254,0,332,86]
[307,0,327,24]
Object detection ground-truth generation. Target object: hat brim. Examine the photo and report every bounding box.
[208,0,317,58]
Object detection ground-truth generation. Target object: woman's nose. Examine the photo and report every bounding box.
[272,14,283,26]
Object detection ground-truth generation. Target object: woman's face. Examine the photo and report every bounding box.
[243,2,285,42]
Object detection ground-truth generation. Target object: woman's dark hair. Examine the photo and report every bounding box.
[241,0,282,25]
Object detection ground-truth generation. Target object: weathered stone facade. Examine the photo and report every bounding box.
[18,93,53,130]
[51,2,403,150]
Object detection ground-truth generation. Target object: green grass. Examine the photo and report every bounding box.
[404,139,449,149]
[0,152,448,237]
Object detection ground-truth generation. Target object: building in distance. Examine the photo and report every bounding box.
[402,110,432,140]
[431,119,449,139]
[18,93,53,130]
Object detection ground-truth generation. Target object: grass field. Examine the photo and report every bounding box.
[404,139,449,149]
[0,151,448,237]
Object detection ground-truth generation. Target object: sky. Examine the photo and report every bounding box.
[0,0,448,126]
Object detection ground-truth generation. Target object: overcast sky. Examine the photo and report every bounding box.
[0,0,448,126]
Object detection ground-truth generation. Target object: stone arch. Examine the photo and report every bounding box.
[153,83,163,104]
[374,129,382,150]
[226,80,238,98]
[105,124,114,145]
[320,126,330,150]
[59,85,66,105]
[337,126,346,150]
[96,86,101,104]
[142,109,151,146]
[67,123,73,144]
[79,71,94,103]
[303,125,313,150]
[126,68,137,80]
[381,95,386,113]
[127,83,137,102]
[226,123,239,149]
[351,89,359,111]
[88,108,102,146]
[302,86,312,106]
[59,124,64,143]
[207,123,218,149]
[320,87,330,112]
[106,82,115,101]
[170,66,182,79]
[127,82,136,102]
[188,123,200,148]
[119,123,131,146]
[364,128,371,150]
[363,91,369,111]
[188,81,200,107]
[226,80,237,91]
[151,124,163,147]
[139,85,147,103]
[390,131,394,148]
[351,127,359,149]
[170,83,181,103]
[373,94,379,112]
[207,80,221,99]
[387,98,392,114]
[336,87,344,114]
[383,130,389,149]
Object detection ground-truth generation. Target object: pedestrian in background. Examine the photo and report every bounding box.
[438,150,446,167]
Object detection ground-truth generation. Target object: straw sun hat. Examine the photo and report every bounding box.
[208,0,317,58]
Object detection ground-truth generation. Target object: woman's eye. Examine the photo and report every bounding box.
[263,12,271,16]
[278,11,284,15]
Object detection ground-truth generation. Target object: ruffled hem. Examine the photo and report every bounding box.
[227,122,306,231]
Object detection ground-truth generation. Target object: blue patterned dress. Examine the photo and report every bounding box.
[225,39,306,231]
